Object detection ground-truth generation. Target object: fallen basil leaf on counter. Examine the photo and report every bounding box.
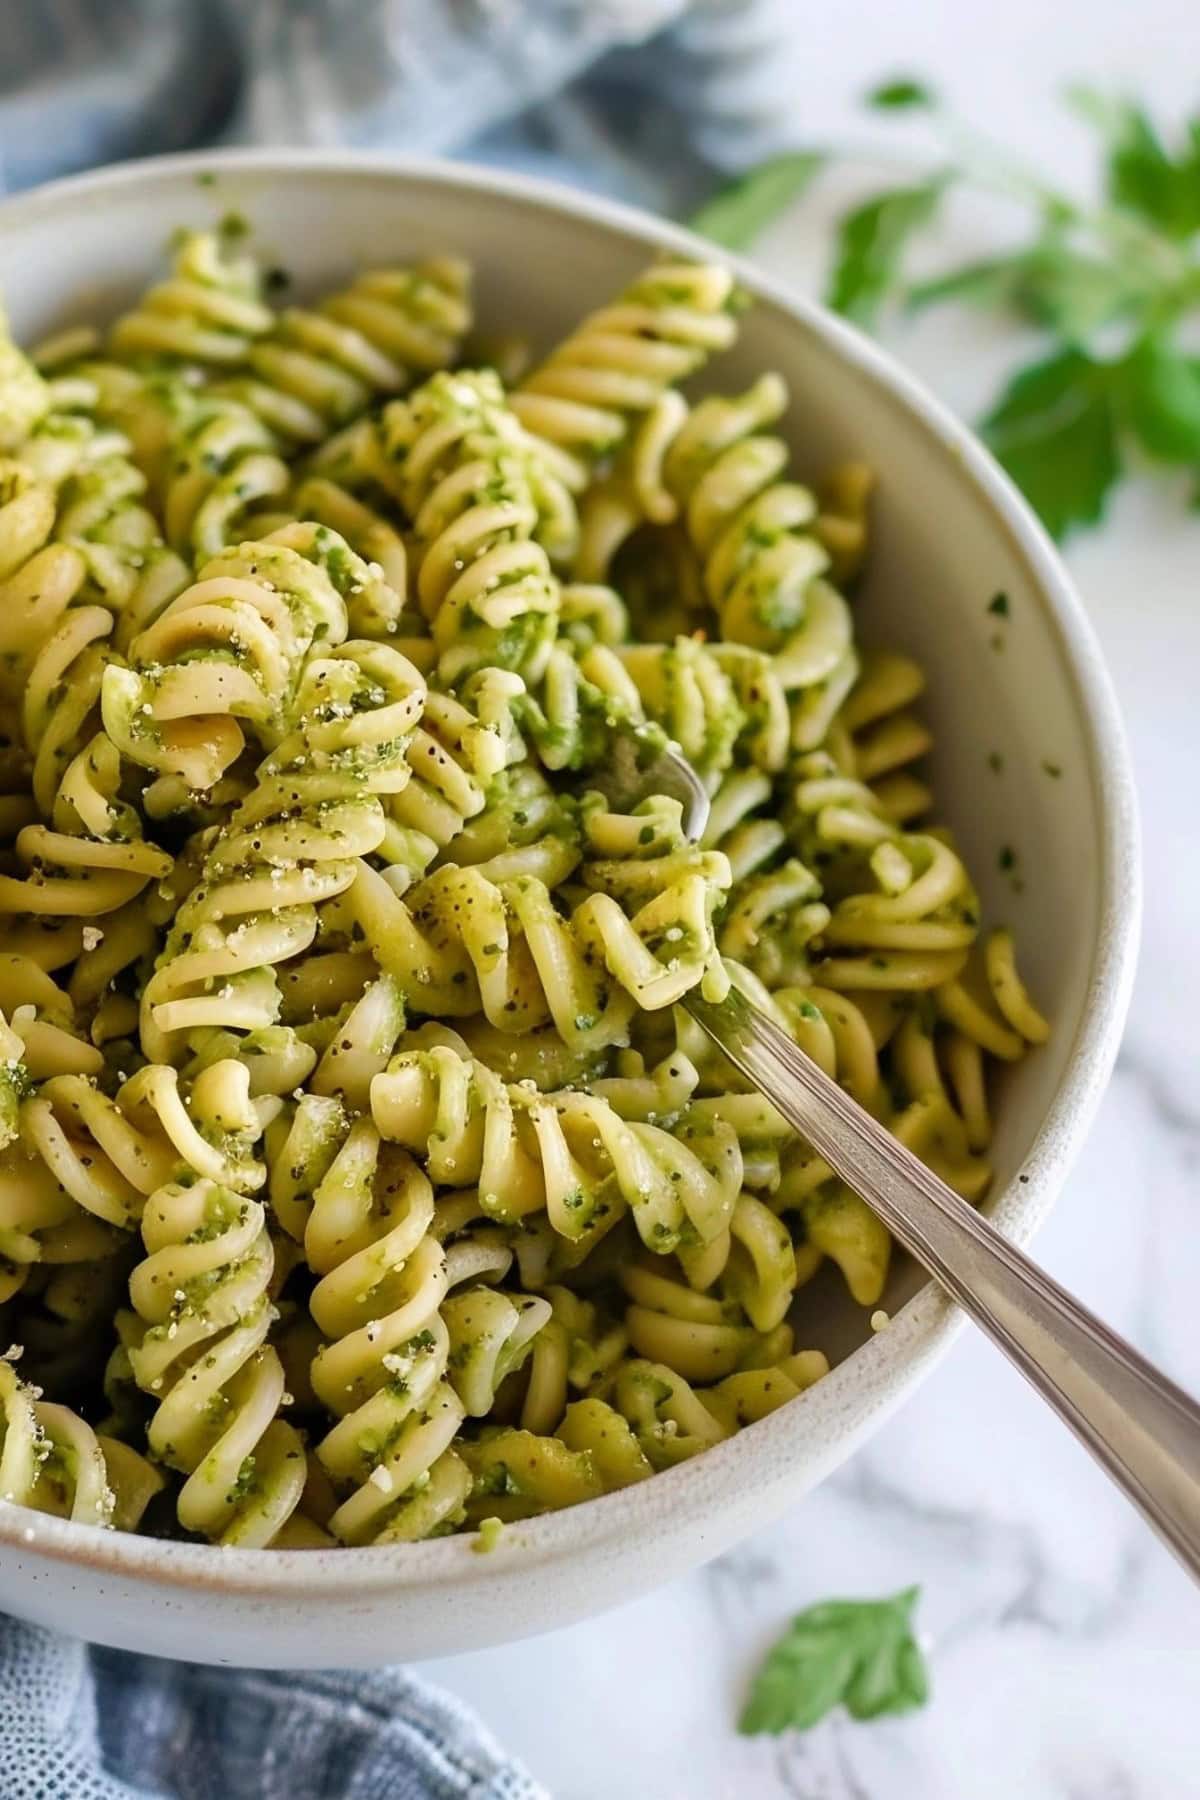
[738,1586,929,1735]
[688,153,824,252]
[867,76,936,111]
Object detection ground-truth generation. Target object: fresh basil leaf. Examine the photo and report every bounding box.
[907,255,1023,312]
[689,153,824,251]
[1072,91,1200,238]
[1014,245,1149,338]
[867,78,936,111]
[910,243,1145,339]
[828,180,947,326]
[982,349,1122,539]
[1119,336,1200,462]
[1111,111,1200,239]
[739,1587,929,1736]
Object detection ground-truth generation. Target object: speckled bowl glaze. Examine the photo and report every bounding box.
[0,153,1139,1667]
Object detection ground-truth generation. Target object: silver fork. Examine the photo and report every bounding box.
[594,730,1200,1584]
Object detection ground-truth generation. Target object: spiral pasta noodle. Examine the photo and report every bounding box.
[148,258,474,634]
[298,1116,474,1544]
[156,390,291,561]
[54,451,175,613]
[576,374,861,770]
[267,474,409,630]
[14,369,129,490]
[338,793,730,1066]
[0,1036,274,1309]
[109,231,276,370]
[371,1040,742,1254]
[0,498,173,911]
[223,257,472,447]
[622,1239,794,1380]
[0,457,88,724]
[505,634,644,775]
[380,674,526,879]
[0,305,166,604]
[614,637,744,787]
[605,1348,829,1474]
[512,260,742,490]
[382,369,568,683]
[0,1357,162,1529]
[18,1055,271,1230]
[0,685,172,924]
[135,642,424,1071]
[102,524,358,791]
[127,1175,306,1545]
[0,306,52,451]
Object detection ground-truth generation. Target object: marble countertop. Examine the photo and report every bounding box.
[424,21,1200,1797]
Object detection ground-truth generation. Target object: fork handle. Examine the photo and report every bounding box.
[686,988,1200,1584]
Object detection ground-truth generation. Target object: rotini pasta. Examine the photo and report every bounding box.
[127,1174,307,1546]
[109,231,277,371]
[512,261,742,490]
[222,256,472,445]
[297,1117,475,1544]
[338,799,730,1063]
[0,230,1047,1550]
[102,524,355,789]
[0,1356,162,1530]
[381,369,568,681]
[370,1040,742,1253]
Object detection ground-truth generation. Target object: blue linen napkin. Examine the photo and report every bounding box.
[0,1615,547,1799]
[0,0,809,208]
[0,2,803,1793]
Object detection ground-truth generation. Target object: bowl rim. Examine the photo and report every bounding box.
[0,146,1141,1597]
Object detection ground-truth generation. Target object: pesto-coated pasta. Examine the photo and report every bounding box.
[512,261,742,490]
[0,1356,161,1528]
[109,231,277,370]
[0,235,1046,1550]
[381,369,569,681]
[224,256,472,445]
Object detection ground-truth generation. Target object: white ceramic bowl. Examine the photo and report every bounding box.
[0,152,1139,1667]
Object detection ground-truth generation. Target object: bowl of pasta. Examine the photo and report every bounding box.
[0,152,1137,1666]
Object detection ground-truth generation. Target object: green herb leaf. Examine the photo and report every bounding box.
[981,349,1121,538]
[1072,91,1200,238]
[910,242,1145,339]
[1012,244,1148,339]
[1109,111,1200,239]
[739,1588,929,1736]
[689,153,824,251]
[867,78,936,111]
[828,180,947,326]
[1118,335,1200,463]
[907,255,1023,313]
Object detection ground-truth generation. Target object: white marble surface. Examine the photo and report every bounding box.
[424,18,1200,1795]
